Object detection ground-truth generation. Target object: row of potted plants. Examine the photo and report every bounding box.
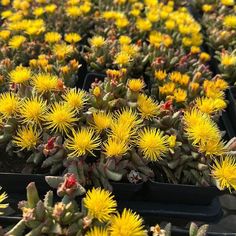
[0,0,235,230]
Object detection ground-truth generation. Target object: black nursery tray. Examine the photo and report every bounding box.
[82,72,106,91]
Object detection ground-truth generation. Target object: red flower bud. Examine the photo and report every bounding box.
[65,174,77,189]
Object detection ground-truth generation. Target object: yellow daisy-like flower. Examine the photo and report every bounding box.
[110,209,147,236]
[127,79,145,92]
[221,0,234,6]
[66,128,100,158]
[212,156,236,191]
[85,227,109,236]
[33,73,58,93]
[9,35,26,49]
[137,94,159,119]
[9,66,32,84]
[103,138,129,158]
[154,70,167,81]
[65,33,82,44]
[114,52,131,66]
[137,128,168,161]
[136,18,152,31]
[0,187,8,215]
[53,43,73,60]
[224,15,236,28]
[92,112,113,132]
[0,93,20,119]
[62,88,87,111]
[45,4,57,13]
[45,103,78,134]
[195,97,227,115]
[221,53,236,66]
[173,88,187,103]
[84,188,117,223]
[13,126,40,150]
[44,32,61,43]
[66,6,82,17]
[19,96,47,125]
[119,35,131,45]
[90,36,106,48]
[0,30,11,40]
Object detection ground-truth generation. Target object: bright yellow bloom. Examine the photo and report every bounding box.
[33,7,44,16]
[9,66,32,84]
[110,209,147,236]
[128,79,145,92]
[224,15,236,28]
[53,43,73,60]
[90,36,106,48]
[13,126,40,150]
[114,52,131,66]
[212,156,236,191]
[120,44,139,57]
[221,53,236,66]
[84,188,117,222]
[66,128,100,157]
[0,187,8,215]
[221,0,234,6]
[155,70,167,81]
[92,112,113,132]
[0,30,10,40]
[62,88,87,111]
[149,31,162,48]
[45,103,78,134]
[173,89,187,103]
[9,35,26,49]
[195,97,227,114]
[0,93,20,119]
[86,227,109,236]
[103,138,129,158]
[202,4,213,12]
[19,97,47,125]
[45,4,57,13]
[136,18,152,31]
[167,135,176,148]
[137,128,168,161]
[33,73,58,93]
[66,6,82,17]
[115,16,129,28]
[137,94,159,119]
[159,82,175,95]
[119,35,131,45]
[191,46,201,54]
[1,0,10,6]
[65,33,82,44]
[44,32,61,43]
[200,52,211,62]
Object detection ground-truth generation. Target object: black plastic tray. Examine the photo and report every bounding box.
[82,72,106,91]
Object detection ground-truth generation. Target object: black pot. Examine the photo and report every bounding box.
[82,72,106,91]
[145,180,223,205]
[111,182,144,201]
[225,87,236,132]
[77,57,88,89]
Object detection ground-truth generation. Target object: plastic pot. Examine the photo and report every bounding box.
[145,180,223,205]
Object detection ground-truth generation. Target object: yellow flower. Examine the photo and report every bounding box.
[0,93,20,119]
[45,4,57,13]
[1,0,10,6]
[184,109,225,156]
[191,46,201,54]
[0,187,8,215]
[93,86,101,97]
[53,43,73,60]
[200,52,211,62]
[62,88,87,111]
[44,32,61,43]
[221,53,236,66]
[148,31,162,48]
[84,188,117,222]
[114,52,131,66]
[165,19,175,30]
[66,128,100,157]
[202,4,213,12]
[119,35,131,45]
[137,94,159,119]
[110,209,147,236]
[86,227,109,236]
[115,16,129,28]
[173,89,187,103]
[90,36,106,48]
[120,44,139,57]
[189,82,200,91]
[195,97,227,115]
[136,18,152,31]
[9,66,32,84]
[13,126,40,150]
[19,97,47,125]
[155,70,167,81]
[33,73,58,93]
[224,15,236,28]
[137,128,168,161]
[221,0,234,6]
[9,35,26,49]
[212,156,236,191]
[159,82,175,95]
[66,6,82,17]
[65,33,82,44]
[128,79,145,92]
[0,30,11,40]
[33,7,44,16]
[45,103,78,134]
[92,112,113,132]
[167,135,176,148]
[103,138,129,158]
